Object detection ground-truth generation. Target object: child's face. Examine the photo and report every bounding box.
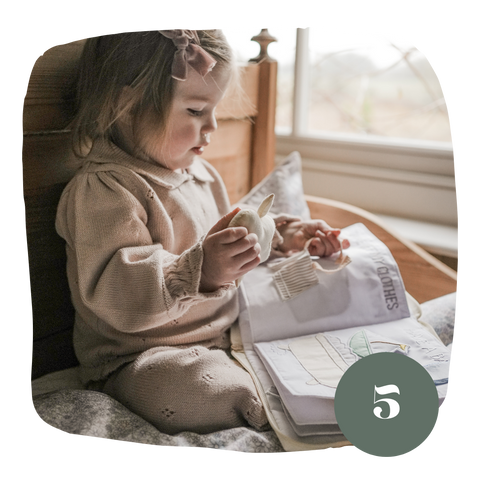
[140,66,231,171]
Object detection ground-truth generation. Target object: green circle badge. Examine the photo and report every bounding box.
[334,352,439,457]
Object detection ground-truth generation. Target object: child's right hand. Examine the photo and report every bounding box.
[200,208,261,292]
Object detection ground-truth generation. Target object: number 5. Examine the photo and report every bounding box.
[373,384,400,419]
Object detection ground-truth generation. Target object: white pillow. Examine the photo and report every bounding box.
[238,151,311,220]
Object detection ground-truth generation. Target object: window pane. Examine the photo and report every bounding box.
[223,28,296,133]
[268,28,296,133]
[307,30,451,143]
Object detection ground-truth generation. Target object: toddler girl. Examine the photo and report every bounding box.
[56,29,348,435]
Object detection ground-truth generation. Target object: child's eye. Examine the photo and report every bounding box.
[188,109,203,117]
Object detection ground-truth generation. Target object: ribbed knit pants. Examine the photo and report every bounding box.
[103,345,268,435]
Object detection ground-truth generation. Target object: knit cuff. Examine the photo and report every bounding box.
[165,238,234,304]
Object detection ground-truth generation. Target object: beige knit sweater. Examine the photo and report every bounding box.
[55,140,239,383]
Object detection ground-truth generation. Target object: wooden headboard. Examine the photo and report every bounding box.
[23,30,278,379]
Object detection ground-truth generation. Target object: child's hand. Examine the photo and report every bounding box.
[200,208,262,292]
[277,219,350,257]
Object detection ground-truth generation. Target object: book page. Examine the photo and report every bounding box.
[239,223,410,344]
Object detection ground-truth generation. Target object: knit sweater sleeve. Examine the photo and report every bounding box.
[55,168,230,333]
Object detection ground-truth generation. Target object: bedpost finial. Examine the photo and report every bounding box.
[249,29,277,63]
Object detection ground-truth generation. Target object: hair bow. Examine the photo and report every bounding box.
[159,30,217,81]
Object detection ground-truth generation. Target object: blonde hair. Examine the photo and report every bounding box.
[71,30,234,156]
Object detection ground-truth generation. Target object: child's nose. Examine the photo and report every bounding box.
[203,113,217,133]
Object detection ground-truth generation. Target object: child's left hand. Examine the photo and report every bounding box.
[276,219,350,257]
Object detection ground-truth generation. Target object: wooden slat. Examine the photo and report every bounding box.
[23,40,84,132]
[250,60,277,187]
[306,195,457,304]
[215,63,259,120]
[203,119,252,203]
[23,132,81,192]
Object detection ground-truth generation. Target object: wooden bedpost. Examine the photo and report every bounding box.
[249,29,278,188]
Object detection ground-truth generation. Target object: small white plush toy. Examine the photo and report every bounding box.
[228,193,276,285]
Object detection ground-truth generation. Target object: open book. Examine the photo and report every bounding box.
[236,223,450,439]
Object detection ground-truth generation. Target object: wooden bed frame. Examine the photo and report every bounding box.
[23,30,456,381]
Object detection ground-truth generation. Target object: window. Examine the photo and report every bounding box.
[224,28,457,255]
[224,28,452,142]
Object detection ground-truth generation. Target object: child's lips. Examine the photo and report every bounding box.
[192,146,204,155]
[192,144,208,155]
